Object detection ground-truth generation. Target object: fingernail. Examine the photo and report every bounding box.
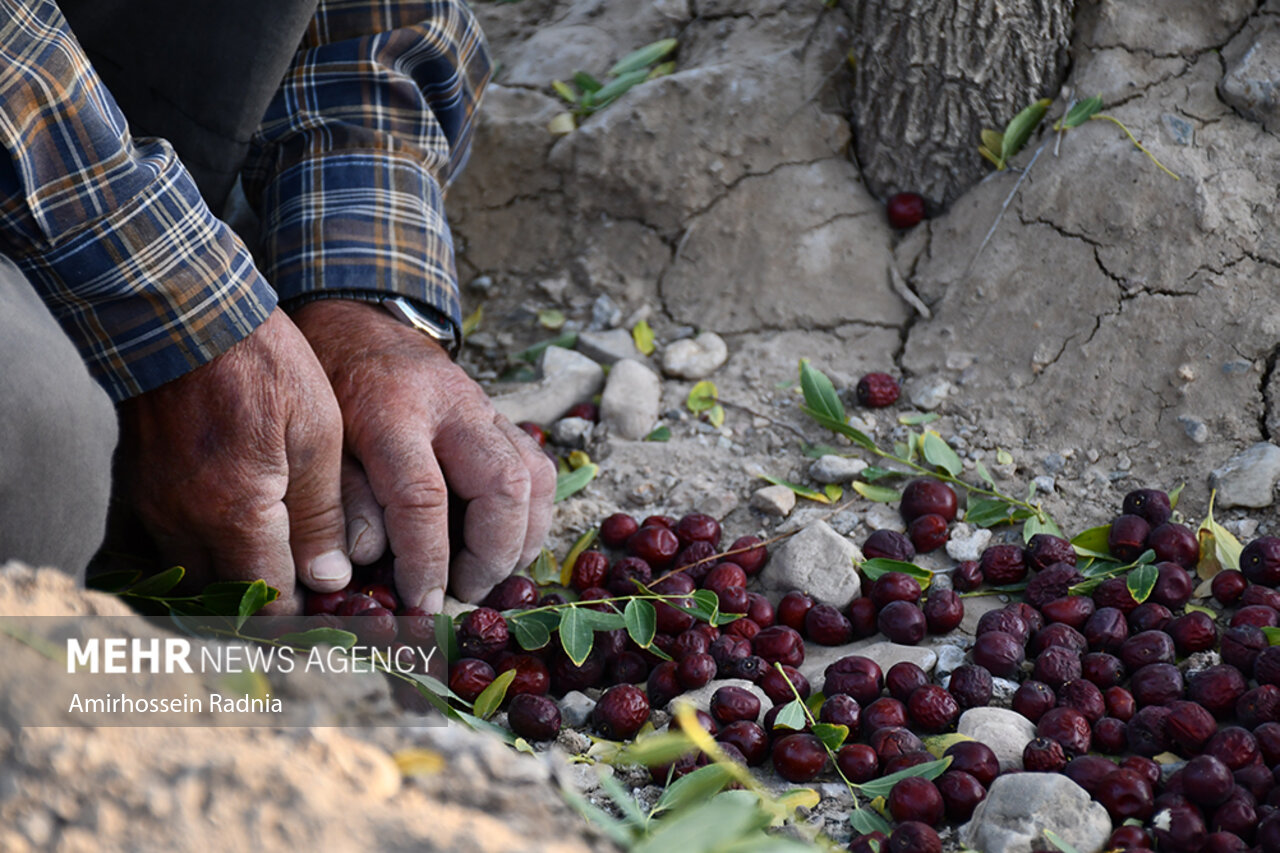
[424,588,445,615]
[310,549,352,582]
[346,518,370,555]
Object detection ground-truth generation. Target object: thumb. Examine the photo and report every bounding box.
[284,378,351,593]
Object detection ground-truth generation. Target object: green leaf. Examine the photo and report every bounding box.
[632,795,770,853]
[855,756,952,798]
[434,612,460,664]
[1072,524,1115,559]
[559,607,595,666]
[996,448,1013,465]
[849,806,892,837]
[576,608,627,632]
[859,558,932,586]
[537,308,565,329]
[403,670,468,705]
[646,61,675,80]
[1023,513,1065,543]
[86,568,144,592]
[1000,98,1051,163]
[798,359,846,424]
[623,598,657,648]
[473,668,516,719]
[632,320,655,356]
[1198,491,1243,579]
[812,722,849,750]
[126,565,186,597]
[852,481,902,503]
[965,498,1024,528]
[802,405,876,451]
[706,403,725,428]
[1135,548,1157,565]
[1263,626,1280,646]
[614,731,696,768]
[861,466,904,482]
[645,425,671,442]
[234,580,274,630]
[974,459,995,487]
[608,38,678,76]
[551,79,578,104]
[528,548,558,586]
[585,68,650,111]
[979,128,1005,169]
[687,380,719,413]
[758,473,830,504]
[559,528,599,586]
[653,763,735,815]
[921,732,975,758]
[801,443,850,459]
[1058,95,1103,130]
[555,462,598,502]
[461,303,483,338]
[1168,482,1185,509]
[771,699,808,731]
[510,610,558,650]
[547,111,576,135]
[277,627,358,650]
[572,70,603,93]
[1043,828,1083,853]
[824,483,843,503]
[1185,603,1218,618]
[921,431,963,477]
[1127,562,1159,604]
[897,412,939,426]
[514,331,577,363]
[199,581,264,618]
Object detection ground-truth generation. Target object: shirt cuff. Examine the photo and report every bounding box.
[15,140,276,402]
[255,149,463,333]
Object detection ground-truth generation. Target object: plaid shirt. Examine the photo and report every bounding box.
[0,0,488,401]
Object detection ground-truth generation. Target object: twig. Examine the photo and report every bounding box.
[964,140,1047,279]
[1093,114,1180,180]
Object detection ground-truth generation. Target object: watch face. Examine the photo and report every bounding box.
[384,297,459,352]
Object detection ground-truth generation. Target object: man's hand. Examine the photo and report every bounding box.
[292,299,556,612]
[118,310,351,609]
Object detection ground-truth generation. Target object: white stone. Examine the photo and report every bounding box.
[961,773,1112,853]
[490,346,605,426]
[808,455,869,484]
[934,644,967,678]
[865,504,906,533]
[750,485,796,517]
[661,332,729,379]
[957,707,1036,772]
[576,328,641,365]
[1210,442,1280,508]
[946,523,992,562]
[906,375,953,410]
[599,359,662,440]
[550,417,593,448]
[759,521,862,609]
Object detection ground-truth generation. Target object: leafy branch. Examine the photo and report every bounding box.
[549,39,678,133]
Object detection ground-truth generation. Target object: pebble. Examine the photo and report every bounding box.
[933,644,967,678]
[990,677,1019,708]
[828,511,860,536]
[550,417,593,448]
[1161,113,1194,145]
[808,455,869,484]
[759,520,862,609]
[956,707,1036,772]
[906,376,952,411]
[490,346,605,426]
[466,274,494,294]
[1032,475,1056,495]
[576,328,641,365]
[590,294,623,330]
[557,691,597,729]
[600,359,662,440]
[1042,453,1067,474]
[865,504,906,533]
[1225,518,1260,540]
[960,773,1112,853]
[660,332,729,379]
[750,485,796,517]
[1210,442,1280,508]
[946,524,992,562]
[1220,23,1280,133]
[846,414,877,436]
[1178,415,1209,444]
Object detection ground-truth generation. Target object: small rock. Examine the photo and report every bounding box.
[550,417,593,448]
[590,294,623,330]
[576,329,641,365]
[847,414,877,436]
[1225,518,1260,541]
[600,359,662,440]
[760,520,862,609]
[960,773,1112,853]
[537,275,569,301]
[750,485,796,517]
[490,346,605,426]
[1032,475,1056,495]
[667,679,769,718]
[1042,453,1067,474]
[1178,415,1209,444]
[865,504,906,533]
[558,691,597,729]
[1161,113,1194,145]
[1210,442,1280,508]
[809,455,869,484]
[700,491,739,519]
[828,511,860,537]
[990,677,1019,707]
[957,708,1036,772]
[467,274,494,294]
[1220,19,1280,133]
[946,524,992,562]
[1222,359,1253,374]
[661,332,729,379]
[906,376,952,411]
[934,645,967,679]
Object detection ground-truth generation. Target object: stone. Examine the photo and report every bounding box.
[660,332,729,379]
[946,524,992,563]
[1161,113,1194,145]
[591,294,623,330]
[1220,18,1280,133]
[800,639,936,694]
[934,644,967,679]
[550,417,593,449]
[865,504,906,533]
[667,679,770,719]
[960,773,1112,853]
[490,346,605,427]
[576,329,641,365]
[599,359,662,440]
[808,455,869,484]
[750,485,795,517]
[759,521,862,609]
[558,691,597,729]
[957,707,1037,772]
[1178,415,1209,444]
[906,376,952,411]
[1032,475,1056,495]
[990,677,1020,707]
[1209,442,1280,508]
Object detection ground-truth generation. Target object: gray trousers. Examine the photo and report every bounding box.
[1,256,116,579]
[2,0,319,576]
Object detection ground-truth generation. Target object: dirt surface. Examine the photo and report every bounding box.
[10,0,1280,849]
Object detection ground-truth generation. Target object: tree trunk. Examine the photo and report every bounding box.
[844,0,1075,211]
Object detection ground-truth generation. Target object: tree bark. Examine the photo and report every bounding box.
[844,0,1075,211]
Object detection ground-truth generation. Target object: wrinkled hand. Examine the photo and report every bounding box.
[118,309,351,609]
[292,299,556,611]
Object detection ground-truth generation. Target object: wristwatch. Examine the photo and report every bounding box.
[285,291,461,357]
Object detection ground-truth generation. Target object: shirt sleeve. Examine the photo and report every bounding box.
[240,0,491,334]
[0,0,277,403]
